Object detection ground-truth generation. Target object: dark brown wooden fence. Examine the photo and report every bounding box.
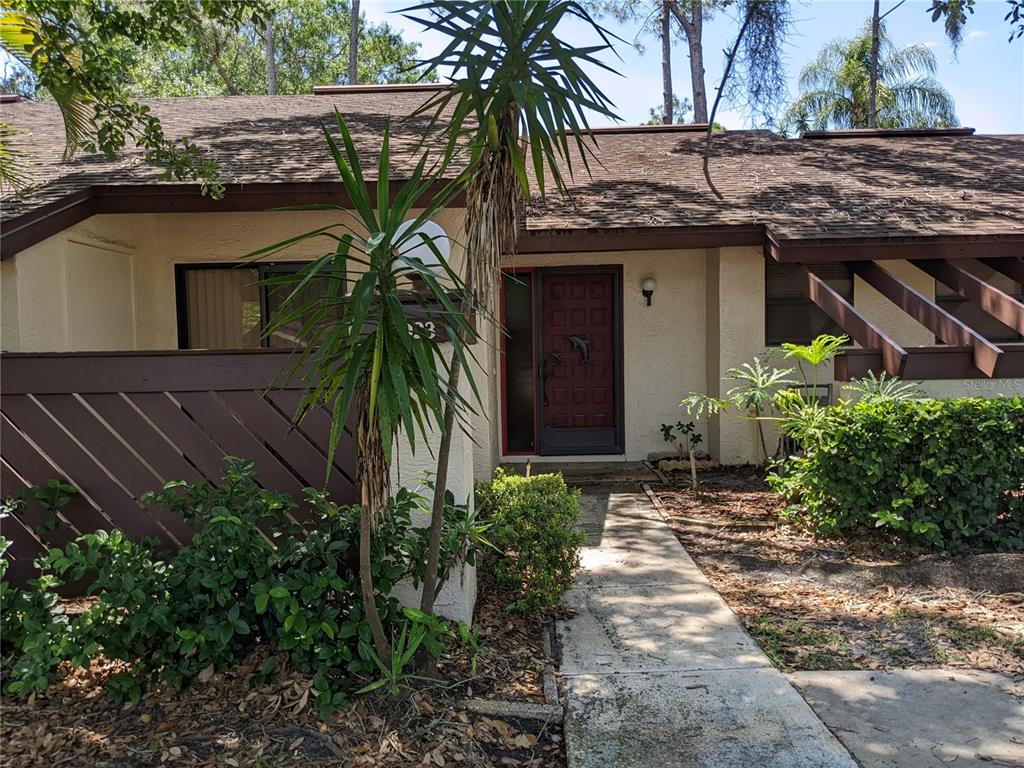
[0,350,357,584]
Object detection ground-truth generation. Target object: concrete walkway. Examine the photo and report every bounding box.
[789,669,1024,767]
[557,485,857,768]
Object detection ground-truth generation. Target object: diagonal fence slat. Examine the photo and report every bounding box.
[35,394,191,545]
[1,456,78,554]
[218,390,358,505]
[0,350,358,586]
[2,412,112,541]
[83,393,205,486]
[0,460,49,574]
[267,390,359,492]
[171,391,311,505]
[127,392,236,481]
[2,394,174,546]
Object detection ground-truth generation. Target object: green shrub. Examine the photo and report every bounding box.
[476,469,584,612]
[768,397,1024,550]
[0,540,72,696]
[2,458,478,711]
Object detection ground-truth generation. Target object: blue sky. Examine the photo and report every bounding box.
[366,0,1024,134]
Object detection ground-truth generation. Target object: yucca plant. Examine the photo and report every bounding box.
[248,112,475,661]
[403,0,620,621]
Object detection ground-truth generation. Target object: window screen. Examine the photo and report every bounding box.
[765,263,851,346]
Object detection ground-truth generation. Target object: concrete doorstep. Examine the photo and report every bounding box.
[556,485,857,768]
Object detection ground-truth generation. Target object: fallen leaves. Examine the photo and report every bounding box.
[0,570,566,768]
[658,468,1024,678]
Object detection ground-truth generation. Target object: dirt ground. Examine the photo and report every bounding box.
[0,571,566,768]
[654,468,1024,678]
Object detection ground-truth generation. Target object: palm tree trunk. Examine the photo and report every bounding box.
[420,127,516,627]
[356,391,390,661]
[661,1,673,124]
[868,0,881,128]
[418,349,461,620]
[349,0,360,85]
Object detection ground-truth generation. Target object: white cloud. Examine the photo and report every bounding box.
[967,30,988,40]
[922,41,939,49]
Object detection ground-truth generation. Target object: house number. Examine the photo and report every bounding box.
[413,320,437,339]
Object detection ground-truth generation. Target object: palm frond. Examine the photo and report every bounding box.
[0,122,30,193]
[880,42,940,82]
[785,18,958,130]
[0,9,94,161]
[404,0,620,197]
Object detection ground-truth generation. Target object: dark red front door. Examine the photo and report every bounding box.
[538,269,621,455]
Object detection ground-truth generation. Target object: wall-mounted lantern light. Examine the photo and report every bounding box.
[641,276,657,306]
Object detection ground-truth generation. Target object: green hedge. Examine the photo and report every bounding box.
[476,469,584,612]
[768,397,1024,550]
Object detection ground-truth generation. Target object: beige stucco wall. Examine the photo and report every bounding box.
[706,246,770,465]
[853,260,936,347]
[3,215,148,352]
[2,210,466,352]
[1,257,19,351]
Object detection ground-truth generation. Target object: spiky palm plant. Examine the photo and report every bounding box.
[249,112,474,660]
[784,20,958,130]
[403,0,620,618]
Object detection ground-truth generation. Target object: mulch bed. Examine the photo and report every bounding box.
[0,570,567,767]
[654,468,1024,678]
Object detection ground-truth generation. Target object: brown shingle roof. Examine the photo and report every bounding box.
[0,89,447,220]
[528,127,1024,240]
[2,91,1023,242]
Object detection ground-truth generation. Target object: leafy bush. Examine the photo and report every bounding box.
[476,469,584,612]
[0,540,72,696]
[768,397,1024,550]
[2,459,478,711]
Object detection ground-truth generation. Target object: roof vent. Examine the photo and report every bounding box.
[313,83,448,95]
[0,94,23,104]
[801,127,975,139]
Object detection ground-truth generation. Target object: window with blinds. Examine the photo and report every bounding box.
[181,267,262,349]
[935,266,1023,344]
[177,263,343,350]
[765,262,852,346]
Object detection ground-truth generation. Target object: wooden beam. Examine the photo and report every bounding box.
[836,346,1024,381]
[773,236,1024,263]
[912,259,1024,335]
[796,264,908,376]
[515,225,764,255]
[980,257,1024,286]
[850,261,1003,377]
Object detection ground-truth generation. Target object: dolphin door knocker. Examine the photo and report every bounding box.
[568,335,590,363]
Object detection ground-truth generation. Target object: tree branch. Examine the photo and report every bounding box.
[703,4,756,200]
[197,23,242,96]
